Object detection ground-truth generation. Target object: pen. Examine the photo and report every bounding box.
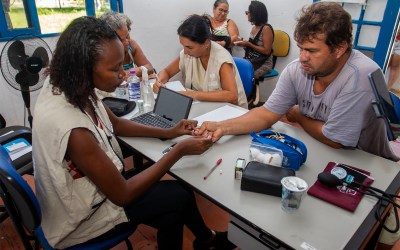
[204,158,222,180]
[162,143,177,155]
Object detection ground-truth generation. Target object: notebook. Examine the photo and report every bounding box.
[368,68,400,140]
[131,87,193,128]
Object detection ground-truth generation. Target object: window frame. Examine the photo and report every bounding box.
[0,0,123,41]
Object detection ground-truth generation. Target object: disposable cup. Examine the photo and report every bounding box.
[281,176,308,213]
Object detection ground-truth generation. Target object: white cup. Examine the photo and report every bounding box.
[281,176,308,213]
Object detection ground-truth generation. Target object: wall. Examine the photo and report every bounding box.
[1,0,391,125]
[123,0,310,102]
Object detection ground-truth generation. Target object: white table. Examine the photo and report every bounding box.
[120,102,400,250]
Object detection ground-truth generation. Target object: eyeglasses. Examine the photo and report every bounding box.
[245,11,249,15]
[217,8,229,14]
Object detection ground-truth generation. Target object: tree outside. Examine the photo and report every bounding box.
[4,0,110,34]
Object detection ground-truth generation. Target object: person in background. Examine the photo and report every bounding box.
[207,0,239,53]
[153,14,248,109]
[195,2,399,162]
[100,11,154,79]
[387,29,400,94]
[33,16,235,250]
[236,1,274,78]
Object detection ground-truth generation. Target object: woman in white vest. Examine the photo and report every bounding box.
[153,14,248,109]
[33,16,235,250]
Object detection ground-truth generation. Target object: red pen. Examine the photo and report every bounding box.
[204,158,222,180]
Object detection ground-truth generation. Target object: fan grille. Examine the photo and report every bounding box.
[0,34,52,92]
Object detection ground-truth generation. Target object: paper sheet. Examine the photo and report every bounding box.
[192,105,248,144]
[165,81,186,92]
[193,105,247,126]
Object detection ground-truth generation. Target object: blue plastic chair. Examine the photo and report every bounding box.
[0,145,134,250]
[233,57,255,104]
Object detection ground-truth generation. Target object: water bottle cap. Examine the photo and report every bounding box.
[130,69,136,74]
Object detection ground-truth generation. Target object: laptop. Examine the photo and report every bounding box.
[368,68,400,140]
[131,87,193,128]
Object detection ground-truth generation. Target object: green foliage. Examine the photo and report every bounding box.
[10,7,86,16]
[37,7,86,15]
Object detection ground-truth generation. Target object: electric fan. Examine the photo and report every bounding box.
[0,34,52,127]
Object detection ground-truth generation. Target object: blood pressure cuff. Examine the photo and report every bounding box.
[103,97,136,117]
[241,161,295,197]
[251,130,307,171]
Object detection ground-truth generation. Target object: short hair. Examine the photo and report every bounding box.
[177,14,211,44]
[248,1,268,26]
[213,0,229,8]
[100,11,132,32]
[46,16,118,111]
[294,2,353,52]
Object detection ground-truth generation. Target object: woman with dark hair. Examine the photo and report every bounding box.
[207,0,240,53]
[153,14,248,109]
[33,16,234,250]
[237,1,274,78]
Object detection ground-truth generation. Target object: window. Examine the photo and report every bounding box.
[314,0,399,69]
[0,0,123,40]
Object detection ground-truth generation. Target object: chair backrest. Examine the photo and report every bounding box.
[271,30,290,68]
[368,68,400,141]
[233,57,254,97]
[0,145,49,249]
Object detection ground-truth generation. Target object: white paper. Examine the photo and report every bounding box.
[192,105,247,144]
[193,105,247,126]
[165,81,186,92]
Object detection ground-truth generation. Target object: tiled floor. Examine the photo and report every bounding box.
[0,173,232,250]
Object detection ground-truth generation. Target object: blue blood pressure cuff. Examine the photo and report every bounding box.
[250,130,307,171]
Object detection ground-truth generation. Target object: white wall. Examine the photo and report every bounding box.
[11,0,393,125]
[124,0,310,101]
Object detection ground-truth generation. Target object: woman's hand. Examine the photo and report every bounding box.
[167,119,198,138]
[174,136,213,156]
[235,40,251,47]
[153,80,165,93]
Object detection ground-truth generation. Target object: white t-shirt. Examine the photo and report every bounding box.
[33,79,128,248]
[265,50,399,161]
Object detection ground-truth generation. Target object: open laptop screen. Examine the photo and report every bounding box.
[153,87,193,124]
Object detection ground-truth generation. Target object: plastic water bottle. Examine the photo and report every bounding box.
[127,70,141,101]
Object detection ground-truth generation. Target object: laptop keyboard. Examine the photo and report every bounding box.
[131,112,175,128]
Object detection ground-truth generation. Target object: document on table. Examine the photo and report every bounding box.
[193,105,247,126]
[165,81,186,92]
[192,105,248,144]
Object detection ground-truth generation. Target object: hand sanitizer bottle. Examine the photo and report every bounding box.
[140,66,155,111]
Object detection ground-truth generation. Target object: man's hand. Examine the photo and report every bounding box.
[286,105,301,123]
[193,121,224,142]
